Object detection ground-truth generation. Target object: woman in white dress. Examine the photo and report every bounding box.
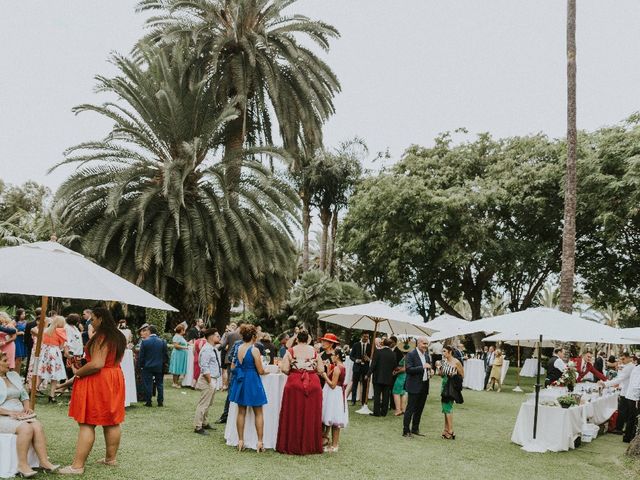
[0,351,60,477]
[35,316,68,402]
[321,348,348,452]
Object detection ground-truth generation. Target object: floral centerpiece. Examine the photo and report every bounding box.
[553,360,577,392]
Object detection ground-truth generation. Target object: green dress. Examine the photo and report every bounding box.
[392,357,407,395]
[169,334,188,375]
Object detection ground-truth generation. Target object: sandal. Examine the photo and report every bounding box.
[58,465,85,475]
[237,440,245,452]
[257,441,265,453]
[96,458,118,466]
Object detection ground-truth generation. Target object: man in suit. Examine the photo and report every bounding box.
[369,338,397,417]
[138,325,168,407]
[594,351,606,374]
[349,332,371,405]
[483,345,495,389]
[216,322,242,424]
[572,351,607,382]
[403,337,432,437]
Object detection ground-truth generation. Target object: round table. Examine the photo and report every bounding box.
[521,358,545,377]
[121,349,137,407]
[224,373,287,450]
[462,358,485,391]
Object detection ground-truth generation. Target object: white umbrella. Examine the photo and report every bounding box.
[0,241,176,311]
[0,240,176,407]
[425,314,469,332]
[620,327,640,343]
[317,301,436,337]
[317,301,434,415]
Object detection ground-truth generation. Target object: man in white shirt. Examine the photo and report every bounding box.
[483,346,495,389]
[600,352,634,434]
[194,328,222,435]
[622,361,640,443]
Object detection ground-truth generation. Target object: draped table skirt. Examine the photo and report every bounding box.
[521,358,545,378]
[121,349,137,407]
[181,347,195,387]
[0,434,38,479]
[462,359,485,391]
[224,373,287,450]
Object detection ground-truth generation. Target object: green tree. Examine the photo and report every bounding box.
[52,44,299,329]
[340,133,564,323]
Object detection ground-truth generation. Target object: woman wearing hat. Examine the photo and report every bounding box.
[392,340,413,416]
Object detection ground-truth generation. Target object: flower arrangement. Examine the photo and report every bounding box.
[553,361,577,391]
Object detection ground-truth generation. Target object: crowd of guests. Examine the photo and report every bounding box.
[0,307,128,476]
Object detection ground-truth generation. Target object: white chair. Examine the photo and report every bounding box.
[0,433,39,479]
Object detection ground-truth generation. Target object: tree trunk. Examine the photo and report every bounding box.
[165,279,198,329]
[559,0,577,314]
[301,192,311,271]
[319,207,331,272]
[328,206,339,278]
[212,290,232,333]
[223,115,245,202]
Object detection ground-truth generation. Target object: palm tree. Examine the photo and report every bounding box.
[537,283,560,308]
[559,0,578,313]
[137,0,340,185]
[308,139,365,274]
[52,44,299,328]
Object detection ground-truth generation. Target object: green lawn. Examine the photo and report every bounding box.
[30,369,639,480]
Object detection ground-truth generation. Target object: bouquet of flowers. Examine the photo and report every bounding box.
[553,361,577,391]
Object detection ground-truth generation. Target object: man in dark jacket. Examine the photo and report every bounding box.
[349,332,371,405]
[138,325,168,407]
[402,337,432,437]
[369,338,397,417]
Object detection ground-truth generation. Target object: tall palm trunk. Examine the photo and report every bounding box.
[301,191,311,271]
[328,206,339,277]
[212,289,232,333]
[560,0,577,314]
[319,207,331,272]
[223,115,245,200]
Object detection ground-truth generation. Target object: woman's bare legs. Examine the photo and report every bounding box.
[49,379,58,398]
[15,422,36,474]
[331,426,341,448]
[254,406,264,444]
[103,425,121,462]
[236,406,246,444]
[30,421,56,469]
[70,423,96,469]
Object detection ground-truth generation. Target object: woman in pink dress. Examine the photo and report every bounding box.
[0,312,17,371]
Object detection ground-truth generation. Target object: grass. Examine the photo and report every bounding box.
[29,369,639,480]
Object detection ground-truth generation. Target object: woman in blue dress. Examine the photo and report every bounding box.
[14,308,27,375]
[169,324,189,388]
[228,324,267,452]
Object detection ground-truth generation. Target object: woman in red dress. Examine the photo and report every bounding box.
[58,308,126,475]
[276,330,325,455]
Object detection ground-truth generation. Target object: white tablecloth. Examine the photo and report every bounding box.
[463,359,485,390]
[501,360,510,384]
[512,393,618,452]
[121,349,137,407]
[0,434,39,479]
[224,373,287,450]
[521,358,545,377]
[182,347,195,387]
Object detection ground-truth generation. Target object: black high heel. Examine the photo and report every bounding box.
[48,396,57,404]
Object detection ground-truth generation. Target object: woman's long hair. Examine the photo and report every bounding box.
[86,307,126,362]
[44,316,65,336]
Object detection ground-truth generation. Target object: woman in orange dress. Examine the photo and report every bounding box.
[58,308,126,475]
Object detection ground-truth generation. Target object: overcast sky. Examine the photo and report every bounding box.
[2,0,640,189]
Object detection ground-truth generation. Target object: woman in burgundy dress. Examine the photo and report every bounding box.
[276,330,325,455]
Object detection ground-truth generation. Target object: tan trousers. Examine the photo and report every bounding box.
[194,375,217,428]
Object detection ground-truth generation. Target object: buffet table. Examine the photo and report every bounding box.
[512,386,618,452]
[121,349,138,407]
[224,373,287,450]
[521,358,545,378]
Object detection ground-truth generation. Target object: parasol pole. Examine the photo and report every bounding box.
[513,340,523,392]
[29,296,49,409]
[532,334,542,439]
[356,317,378,415]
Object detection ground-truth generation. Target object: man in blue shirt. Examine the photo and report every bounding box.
[138,325,168,407]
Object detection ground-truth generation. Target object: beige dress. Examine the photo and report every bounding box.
[490,356,504,380]
[0,380,29,434]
